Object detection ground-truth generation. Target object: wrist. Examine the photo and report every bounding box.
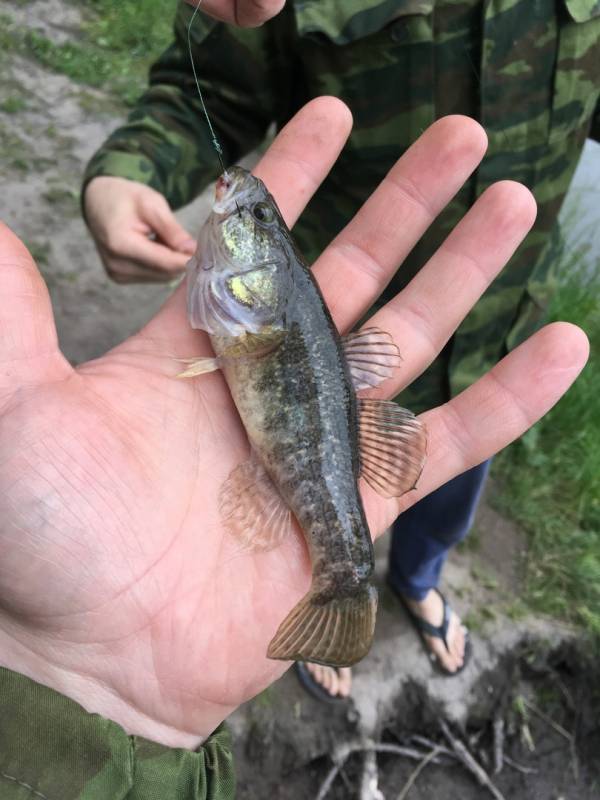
[0,624,230,750]
[0,667,236,797]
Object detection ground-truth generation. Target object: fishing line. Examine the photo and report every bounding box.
[187,0,228,176]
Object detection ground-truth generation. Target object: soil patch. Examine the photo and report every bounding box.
[235,643,600,799]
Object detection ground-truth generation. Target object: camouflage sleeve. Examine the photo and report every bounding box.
[82,1,278,209]
[0,667,236,800]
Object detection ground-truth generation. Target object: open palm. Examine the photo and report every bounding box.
[0,99,588,748]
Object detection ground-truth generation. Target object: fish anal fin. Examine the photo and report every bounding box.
[267,585,377,667]
[176,356,221,378]
[358,399,427,499]
[343,327,402,391]
[219,457,292,552]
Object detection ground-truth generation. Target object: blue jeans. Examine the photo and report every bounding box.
[388,460,491,601]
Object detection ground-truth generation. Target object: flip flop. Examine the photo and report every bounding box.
[389,584,472,677]
[294,662,349,704]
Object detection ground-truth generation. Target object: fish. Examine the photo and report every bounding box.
[181,166,427,667]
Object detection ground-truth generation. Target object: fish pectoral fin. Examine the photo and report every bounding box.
[267,585,377,667]
[342,327,402,391]
[358,399,427,498]
[176,356,221,378]
[219,456,293,551]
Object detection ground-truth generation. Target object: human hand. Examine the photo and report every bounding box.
[84,176,196,283]
[184,0,285,27]
[0,98,588,750]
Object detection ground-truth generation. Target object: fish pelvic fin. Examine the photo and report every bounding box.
[267,584,378,667]
[176,356,221,378]
[219,456,293,552]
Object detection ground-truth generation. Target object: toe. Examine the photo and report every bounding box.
[307,663,326,691]
[327,667,340,696]
[451,617,466,664]
[338,667,352,697]
[317,665,331,692]
[429,635,459,672]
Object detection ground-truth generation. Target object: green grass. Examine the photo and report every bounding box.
[493,238,600,640]
[0,96,27,113]
[4,0,176,105]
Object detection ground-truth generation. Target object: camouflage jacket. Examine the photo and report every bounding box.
[0,667,236,800]
[84,0,600,413]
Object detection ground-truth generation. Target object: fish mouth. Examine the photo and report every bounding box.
[213,166,260,215]
[215,174,232,203]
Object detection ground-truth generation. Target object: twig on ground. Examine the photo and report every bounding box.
[339,766,353,793]
[503,756,538,775]
[370,743,439,763]
[521,699,579,781]
[360,749,384,800]
[315,738,452,799]
[396,745,443,800]
[316,760,344,800]
[408,734,455,760]
[440,721,507,800]
[514,696,536,752]
[551,673,576,713]
[316,744,353,800]
[521,699,572,741]
[493,711,505,774]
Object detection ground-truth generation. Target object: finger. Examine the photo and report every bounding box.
[99,244,186,285]
[103,256,183,285]
[141,197,196,255]
[367,181,537,394]
[0,222,71,386]
[313,115,488,331]
[254,96,353,226]
[109,233,190,275]
[138,97,353,352]
[362,323,589,536]
[185,0,285,27]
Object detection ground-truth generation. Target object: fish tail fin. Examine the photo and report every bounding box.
[267,584,378,667]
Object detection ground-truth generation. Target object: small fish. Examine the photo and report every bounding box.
[181,167,427,667]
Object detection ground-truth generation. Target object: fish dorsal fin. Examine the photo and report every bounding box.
[358,399,427,498]
[343,327,402,391]
[219,456,293,551]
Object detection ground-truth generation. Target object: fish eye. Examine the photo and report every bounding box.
[252,202,275,225]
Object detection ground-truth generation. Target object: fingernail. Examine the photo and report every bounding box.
[180,239,197,254]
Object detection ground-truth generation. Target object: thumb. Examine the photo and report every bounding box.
[0,223,71,389]
[142,197,196,255]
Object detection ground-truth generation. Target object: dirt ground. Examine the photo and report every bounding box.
[231,509,600,800]
[0,0,213,365]
[1,3,599,798]
[245,645,600,800]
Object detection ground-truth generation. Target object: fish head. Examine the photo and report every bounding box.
[187,166,293,338]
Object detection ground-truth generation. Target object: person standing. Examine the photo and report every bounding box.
[82,0,600,695]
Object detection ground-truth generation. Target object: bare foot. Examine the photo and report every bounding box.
[304,663,352,698]
[403,589,467,673]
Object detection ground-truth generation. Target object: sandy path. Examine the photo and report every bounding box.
[0,0,211,364]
